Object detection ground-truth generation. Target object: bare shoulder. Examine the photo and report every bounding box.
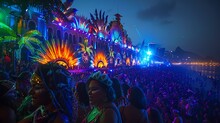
[100,108,118,123]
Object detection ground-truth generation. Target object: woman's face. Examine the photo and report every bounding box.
[29,73,50,106]
[88,80,107,107]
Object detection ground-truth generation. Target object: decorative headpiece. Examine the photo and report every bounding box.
[88,71,112,86]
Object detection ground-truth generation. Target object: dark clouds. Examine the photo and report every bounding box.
[137,0,176,22]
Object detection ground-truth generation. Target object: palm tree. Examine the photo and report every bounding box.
[0,22,42,72]
[0,22,17,38]
[0,22,41,58]
[78,39,93,63]
[79,39,93,56]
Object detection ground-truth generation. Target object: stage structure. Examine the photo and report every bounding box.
[0,0,165,69]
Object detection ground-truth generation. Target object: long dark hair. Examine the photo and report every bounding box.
[128,86,147,109]
[76,82,89,106]
[34,62,75,122]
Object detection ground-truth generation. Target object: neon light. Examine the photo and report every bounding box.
[32,39,79,68]
[147,51,152,55]
[71,17,89,32]
[126,58,130,66]
[92,52,108,68]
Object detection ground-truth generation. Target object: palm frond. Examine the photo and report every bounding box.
[23,30,42,37]
[0,22,16,37]
[99,10,102,20]
[95,9,98,20]
[0,36,16,43]
[104,15,108,25]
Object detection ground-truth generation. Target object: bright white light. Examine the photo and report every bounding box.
[59,23,62,26]
[147,51,152,55]
[132,47,134,50]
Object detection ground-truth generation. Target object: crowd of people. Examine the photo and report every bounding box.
[0,61,219,123]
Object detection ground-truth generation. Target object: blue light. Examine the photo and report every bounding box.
[147,51,152,55]
[98,32,104,38]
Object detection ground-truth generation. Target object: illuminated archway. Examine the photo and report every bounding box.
[55,59,68,68]
[115,53,122,66]
[97,61,104,68]
[93,52,108,68]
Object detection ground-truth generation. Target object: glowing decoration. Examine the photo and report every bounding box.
[132,59,136,65]
[0,8,6,23]
[147,51,152,55]
[71,17,89,32]
[109,48,114,64]
[18,30,42,53]
[88,9,108,39]
[108,13,125,45]
[0,22,16,37]
[54,17,62,22]
[79,38,93,63]
[126,58,130,66]
[79,39,92,56]
[0,22,41,60]
[98,32,104,38]
[32,39,79,69]
[109,48,114,58]
[92,52,108,68]
[51,0,77,23]
[111,31,122,44]
[115,53,122,66]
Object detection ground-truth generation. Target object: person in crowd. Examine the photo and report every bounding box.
[120,86,149,123]
[3,54,11,72]
[16,71,32,105]
[121,83,130,99]
[0,70,9,80]
[172,109,183,123]
[0,80,17,123]
[75,82,90,123]
[18,62,77,123]
[83,71,122,123]
[147,107,164,123]
[111,77,127,108]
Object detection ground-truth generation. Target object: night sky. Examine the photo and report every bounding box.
[71,0,220,60]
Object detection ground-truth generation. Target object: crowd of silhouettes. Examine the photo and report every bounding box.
[0,61,219,123]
